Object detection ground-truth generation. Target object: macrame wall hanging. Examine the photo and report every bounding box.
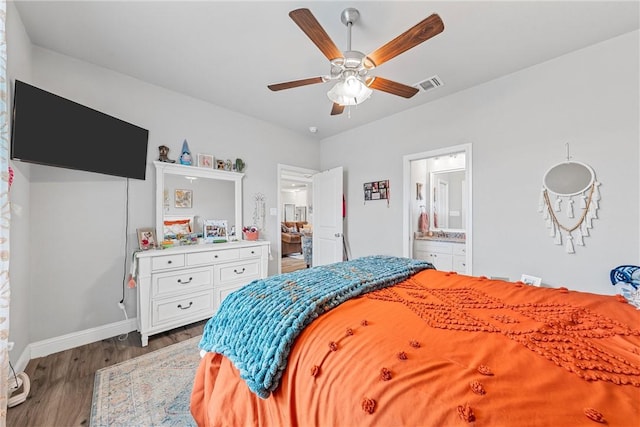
[538,145,600,253]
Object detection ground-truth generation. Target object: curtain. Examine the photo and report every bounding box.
[0,0,10,424]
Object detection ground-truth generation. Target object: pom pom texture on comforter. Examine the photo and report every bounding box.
[198,255,434,398]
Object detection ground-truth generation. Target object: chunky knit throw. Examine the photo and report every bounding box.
[198,255,433,398]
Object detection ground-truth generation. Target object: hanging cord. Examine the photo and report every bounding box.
[120,178,130,304]
[543,183,595,233]
[9,360,18,389]
[118,178,131,341]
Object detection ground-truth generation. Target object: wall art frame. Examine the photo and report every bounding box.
[174,189,193,208]
[137,227,157,250]
[197,153,214,169]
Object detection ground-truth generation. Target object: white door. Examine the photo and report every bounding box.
[312,167,343,267]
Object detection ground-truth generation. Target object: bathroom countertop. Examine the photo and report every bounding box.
[414,232,466,244]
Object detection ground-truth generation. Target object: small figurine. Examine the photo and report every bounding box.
[180,139,192,165]
[158,145,175,163]
[235,158,245,172]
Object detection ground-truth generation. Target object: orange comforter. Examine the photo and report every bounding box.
[191,269,640,426]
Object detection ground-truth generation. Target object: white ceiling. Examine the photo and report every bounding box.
[13,1,640,140]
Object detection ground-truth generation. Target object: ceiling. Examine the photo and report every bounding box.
[13,1,640,140]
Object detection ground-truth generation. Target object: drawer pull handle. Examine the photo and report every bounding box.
[167,260,172,264]
[251,251,255,254]
[234,268,246,274]
[214,255,219,258]
[177,302,193,310]
[177,277,193,284]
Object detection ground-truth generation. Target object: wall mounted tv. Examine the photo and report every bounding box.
[10,80,149,180]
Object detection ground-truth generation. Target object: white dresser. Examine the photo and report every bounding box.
[414,239,467,274]
[135,240,270,346]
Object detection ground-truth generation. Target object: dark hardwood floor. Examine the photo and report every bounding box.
[7,320,205,427]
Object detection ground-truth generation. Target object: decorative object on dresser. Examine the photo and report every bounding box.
[197,153,214,168]
[204,219,228,243]
[538,143,600,253]
[179,139,192,165]
[137,227,157,250]
[134,240,269,346]
[157,145,175,163]
[243,226,259,241]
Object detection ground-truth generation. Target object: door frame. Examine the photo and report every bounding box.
[402,143,473,274]
[277,164,318,275]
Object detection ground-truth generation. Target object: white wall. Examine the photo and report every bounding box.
[7,1,33,367]
[9,43,320,344]
[321,31,639,295]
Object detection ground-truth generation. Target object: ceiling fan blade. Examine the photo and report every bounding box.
[367,76,419,98]
[330,103,345,116]
[289,8,343,61]
[366,14,444,68]
[268,77,325,91]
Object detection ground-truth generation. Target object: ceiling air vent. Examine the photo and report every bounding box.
[416,75,443,92]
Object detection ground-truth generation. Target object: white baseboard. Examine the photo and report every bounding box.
[14,318,138,370]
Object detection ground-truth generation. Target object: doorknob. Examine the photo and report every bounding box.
[334,233,341,237]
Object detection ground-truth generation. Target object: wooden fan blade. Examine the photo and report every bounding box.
[331,103,345,116]
[366,14,444,68]
[268,77,325,91]
[367,76,419,98]
[289,8,343,61]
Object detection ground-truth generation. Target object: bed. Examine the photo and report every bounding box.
[190,256,640,426]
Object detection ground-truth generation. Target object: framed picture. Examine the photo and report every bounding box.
[197,153,214,169]
[137,227,157,250]
[216,159,226,170]
[175,189,193,208]
[204,219,228,243]
[364,180,390,201]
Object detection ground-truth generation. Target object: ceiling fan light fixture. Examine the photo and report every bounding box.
[327,76,372,106]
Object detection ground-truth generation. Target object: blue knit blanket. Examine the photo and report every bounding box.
[198,255,433,398]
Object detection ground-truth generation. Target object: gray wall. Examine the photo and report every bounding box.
[7,4,321,356]
[321,30,639,295]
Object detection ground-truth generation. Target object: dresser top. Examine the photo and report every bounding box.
[135,240,270,258]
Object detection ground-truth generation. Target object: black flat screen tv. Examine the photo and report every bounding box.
[10,80,149,180]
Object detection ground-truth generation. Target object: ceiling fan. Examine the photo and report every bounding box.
[267,8,444,116]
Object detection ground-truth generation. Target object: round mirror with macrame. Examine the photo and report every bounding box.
[538,159,600,253]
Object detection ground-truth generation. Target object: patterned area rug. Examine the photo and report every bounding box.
[90,336,201,427]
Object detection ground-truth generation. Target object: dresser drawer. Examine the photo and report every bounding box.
[452,243,466,256]
[151,254,185,271]
[216,259,261,283]
[187,248,239,266]
[453,255,467,273]
[153,267,212,296]
[239,246,262,258]
[153,291,214,326]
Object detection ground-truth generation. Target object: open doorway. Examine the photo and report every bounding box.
[278,164,317,274]
[402,144,472,274]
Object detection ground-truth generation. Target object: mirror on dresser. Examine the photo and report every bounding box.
[154,161,243,244]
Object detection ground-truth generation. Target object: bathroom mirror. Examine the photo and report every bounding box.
[154,161,243,242]
[430,169,465,231]
[543,161,594,196]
